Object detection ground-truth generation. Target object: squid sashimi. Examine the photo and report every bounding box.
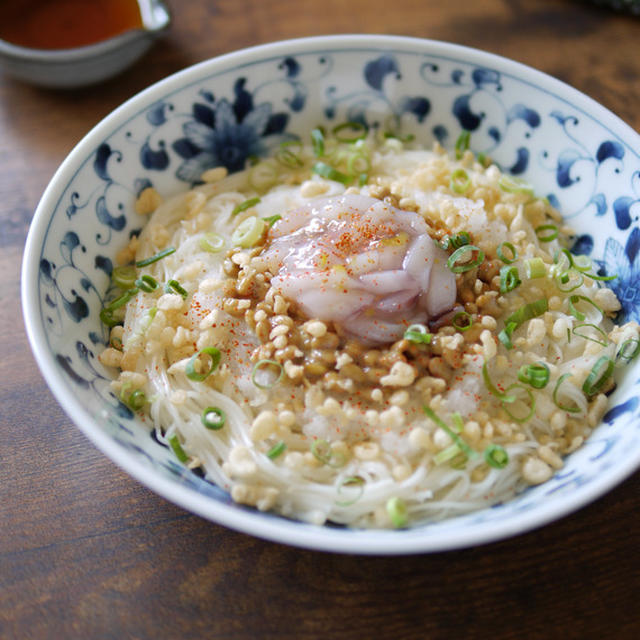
[262,195,456,343]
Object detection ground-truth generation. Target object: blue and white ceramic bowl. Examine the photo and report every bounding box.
[22,35,640,554]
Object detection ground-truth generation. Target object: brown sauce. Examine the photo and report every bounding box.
[0,0,143,50]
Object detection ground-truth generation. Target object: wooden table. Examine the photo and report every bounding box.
[2,1,639,637]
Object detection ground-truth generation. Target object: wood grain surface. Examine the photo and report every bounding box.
[1,1,639,638]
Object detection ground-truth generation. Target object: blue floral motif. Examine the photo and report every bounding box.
[601,227,640,323]
[172,78,290,182]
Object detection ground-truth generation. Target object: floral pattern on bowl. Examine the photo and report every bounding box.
[23,36,640,554]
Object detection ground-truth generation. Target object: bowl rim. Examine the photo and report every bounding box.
[21,34,640,554]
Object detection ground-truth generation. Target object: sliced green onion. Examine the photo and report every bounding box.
[572,254,592,272]
[582,356,615,397]
[200,232,225,253]
[100,288,138,326]
[165,279,188,298]
[553,373,582,414]
[311,439,333,465]
[497,299,548,349]
[122,388,147,411]
[450,168,470,194]
[617,338,640,363]
[517,362,550,389]
[168,433,189,463]
[482,361,516,402]
[251,359,283,389]
[434,442,462,465]
[535,224,559,243]
[555,269,584,293]
[554,247,575,270]
[231,196,261,216]
[583,271,618,282]
[386,497,408,528]
[525,257,546,279]
[136,247,175,268]
[231,216,266,248]
[312,161,352,184]
[186,346,221,382]
[346,152,370,176]
[447,244,485,273]
[499,265,522,293]
[440,232,471,251]
[484,444,509,469]
[333,121,368,142]
[501,383,535,423]
[453,311,473,331]
[335,476,365,507]
[262,214,282,228]
[112,265,137,289]
[311,127,325,156]
[110,334,123,350]
[201,406,226,430]
[498,175,534,196]
[135,274,159,292]
[358,172,369,186]
[276,140,303,168]
[574,322,609,346]
[267,441,287,459]
[403,323,432,344]
[497,241,518,264]
[423,407,475,457]
[455,130,471,160]
[568,295,603,322]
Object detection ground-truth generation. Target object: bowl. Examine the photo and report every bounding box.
[22,35,640,554]
[0,0,170,88]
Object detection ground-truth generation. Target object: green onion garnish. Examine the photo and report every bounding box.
[617,338,640,363]
[312,161,352,184]
[447,244,485,273]
[251,359,283,389]
[553,373,582,414]
[440,232,471,250]
[200,232,225,253]
[168,433,189,463]
[386,497,408,528]
[332,121,368,142]
[403,323,432,344]
[582,356,615,397]
[525,257,546,279]
[112,265,137,289]
[572,254,592,272]
[201,406,226,430]
[450,168,470,194]
[122,388,147,411]
[572,323,608,347]
[484,444,509,469]
[135,274,159,292]
[164,279,188,298]
[568,295,603,322]
[231,196,261,216]
[498,175,534,196]
[100,288,139,326]
[453,311,473,331]
[423,407,475,458]
[231,216,266,248]
[517,362,550,389]
[497,299,548,349]
[186,346,222,382]
[482,361,516,402]
[535,224,559,243]
[311,439,333,465]
[502,384,535,423]
[555,269,584,293]
[267,441,287,459]
[454,130,471,160]
[136,247,176,268]
[335,476,365,507]
[499,265,521,293]
[311,127,325,156]
[433,442,464,466]
[262,214,282,228]
[497,242,518,264]
[275,140,303,168]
